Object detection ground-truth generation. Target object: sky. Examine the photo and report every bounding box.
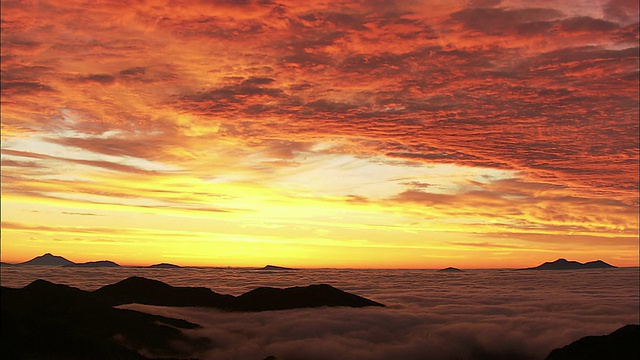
[1,0,638,268]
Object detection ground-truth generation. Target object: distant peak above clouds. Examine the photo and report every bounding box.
[147,263,182,268]
[259,265,296,271]
[524,258,616,270]
[66,260,121,268]
[437,267,463,272]
[9,254,186,268]
[18,253,75,266]
[13,253,122,267]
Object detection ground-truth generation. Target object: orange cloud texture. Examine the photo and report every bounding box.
[1,0,638,267]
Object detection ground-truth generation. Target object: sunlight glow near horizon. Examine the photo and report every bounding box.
[1,0,638,268]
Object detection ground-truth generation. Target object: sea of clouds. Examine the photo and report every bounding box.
[2,266,638,359]
[108,267,638,360]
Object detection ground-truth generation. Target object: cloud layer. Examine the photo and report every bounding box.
[3,262,637,359]
[114,267,639,360]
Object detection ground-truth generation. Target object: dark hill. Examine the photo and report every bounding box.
[259,264,295,270]
[19,253,75,266]
[234,283,384,311]
[1,280,209,360]
[2,277,384,358]
[582,260,616,269]
[524,258,616,270]
[93,276,383,311]
[93,276,235,308]
[546,324,639,360]
[438,267,463,272]
[66,260,121,268]
[147,263,181,268]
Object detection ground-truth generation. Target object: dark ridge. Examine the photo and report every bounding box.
[0,261,15,266]
[18,253,76,266]
[148,263,182,268]
[546,324,639,360]
[2,277,384,358]
[259,264,295,270]
[582,260,617,269]
[438,267,463,272]
[523,258,616,270]
[1,280,210,360]
[93,276,235,309]
[65,260,121,268]
[234,283,384,311]
[93,276,384,311]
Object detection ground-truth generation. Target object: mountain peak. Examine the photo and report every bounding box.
[235,283,384,311]
[260,265,295,270]
[19,253,75,266]
[525,258,616,270]
[148,263,181,268]
[91,276,383,311]
[68,260,120,268]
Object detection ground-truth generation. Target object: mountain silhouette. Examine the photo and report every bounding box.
[94,276,384,311]
[259,264,295,270]
[581,260,617,268]
[66,260,121,267]
[18,253,76,266]
[438,267,463,272]
[14,253,182,268]
[147,263,181,268]
[234,283,384,311]
[524,258,616,270]
[2,277,383,358]
[94,276,235,309]
[546,324,639,359]
[1,279,210,360]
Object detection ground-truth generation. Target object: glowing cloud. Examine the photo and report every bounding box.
[1,0,638,267]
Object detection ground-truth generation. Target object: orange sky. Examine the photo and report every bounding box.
[1,0,638,268]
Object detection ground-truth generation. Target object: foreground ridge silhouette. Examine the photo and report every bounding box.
[545,324,639,360]
[1,279,208,359]
[95,276,384,310]
[1,277,384,359]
